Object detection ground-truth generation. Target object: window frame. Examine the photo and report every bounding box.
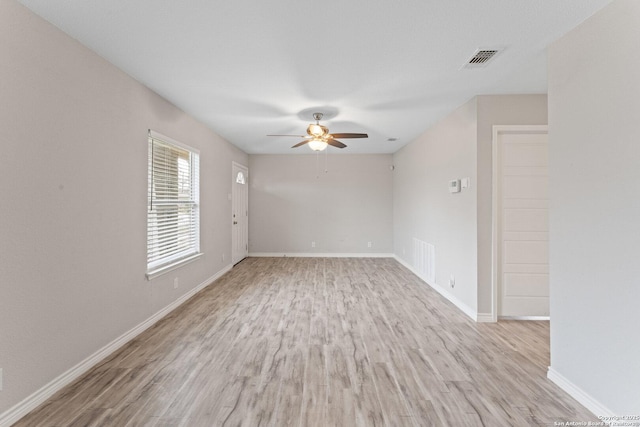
[146,130,201,280]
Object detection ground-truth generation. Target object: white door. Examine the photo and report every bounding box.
[494,127,549,317]
[232,162,248,265]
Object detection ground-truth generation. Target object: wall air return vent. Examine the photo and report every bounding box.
[463,48,503,69]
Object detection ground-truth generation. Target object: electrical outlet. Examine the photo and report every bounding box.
[173,278,179,289]
[367,241,372,248]
[0,368,3,391]
[449,274,455,288]
[222,253,225,261]
[311,241,316,248]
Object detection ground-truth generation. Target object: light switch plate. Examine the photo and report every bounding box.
[449,179,461,193]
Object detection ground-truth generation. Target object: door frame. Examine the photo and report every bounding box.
[491,125,549,322]
[231,161,249,265]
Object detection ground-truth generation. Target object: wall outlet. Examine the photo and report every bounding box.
[449,274,455,288]
[367,241,372,248]
[221,253,225,261]
[173,278,179,289]
[311,241,316,248]
[0,368,3,391]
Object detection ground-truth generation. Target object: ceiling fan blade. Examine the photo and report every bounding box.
[327,139,347,149]
[330,133,368,139]
[291,140,309,148]
[267,134,306,137]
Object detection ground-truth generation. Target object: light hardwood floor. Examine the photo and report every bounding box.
[14,257,596,426]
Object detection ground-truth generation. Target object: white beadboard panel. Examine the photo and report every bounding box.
[503,143,549,167]
[503,209,549,232]
[502,263,549,274]
[503,240,549,264]
[495,129,549,318]
[502,198,549,209]
[500,297,549,317]
[502,175,549,200]
[503,273,549,297]
[485,105,549,320]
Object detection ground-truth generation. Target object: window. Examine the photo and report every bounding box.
[236,171,246,184]
[147,130,200,278]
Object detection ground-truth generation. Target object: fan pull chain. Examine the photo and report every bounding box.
[324,147,328,173]
[316,151,320,179]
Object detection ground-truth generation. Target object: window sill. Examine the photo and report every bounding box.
[146,252,203,280]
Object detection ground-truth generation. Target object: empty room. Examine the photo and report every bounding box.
[1,0,638,426]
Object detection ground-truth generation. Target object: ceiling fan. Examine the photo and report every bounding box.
[267,113,368,151]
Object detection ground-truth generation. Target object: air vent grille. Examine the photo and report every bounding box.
[464,48,502,69]
[470,50,498,64]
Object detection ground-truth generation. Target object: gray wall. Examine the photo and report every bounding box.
[5,0,634,418]
[0,0,247,414]
[548,0,640,413]
[249,154,393,254]
[393,95,547,317]
[393,99,479,313]
[476,95,548,314]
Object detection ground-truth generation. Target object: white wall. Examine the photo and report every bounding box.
[0,0,247,416]
[393,99,479,314]
[548,0,640,414]
[249,154,393,254]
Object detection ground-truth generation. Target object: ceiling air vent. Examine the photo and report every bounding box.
[463,48,502,69]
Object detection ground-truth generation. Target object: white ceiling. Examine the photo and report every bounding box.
[16,0,612,154]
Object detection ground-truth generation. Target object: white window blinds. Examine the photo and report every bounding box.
[147,131,200,276]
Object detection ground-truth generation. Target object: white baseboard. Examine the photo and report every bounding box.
[499,315,550,321]
[0,264,232,427]
[547,366,614,419]
[249,252,394,258]
[393,256,478,322]
[476,313,495,323]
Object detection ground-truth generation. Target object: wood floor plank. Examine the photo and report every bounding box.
[386,350,443,426]
[273,347,305,426]
[13,257,599,427]
[300,344,328,427]
[371,362,413,426]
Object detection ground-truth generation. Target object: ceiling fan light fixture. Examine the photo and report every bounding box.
[308,138,328,151]
[307,123,328,137]
[269,111,367,150]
